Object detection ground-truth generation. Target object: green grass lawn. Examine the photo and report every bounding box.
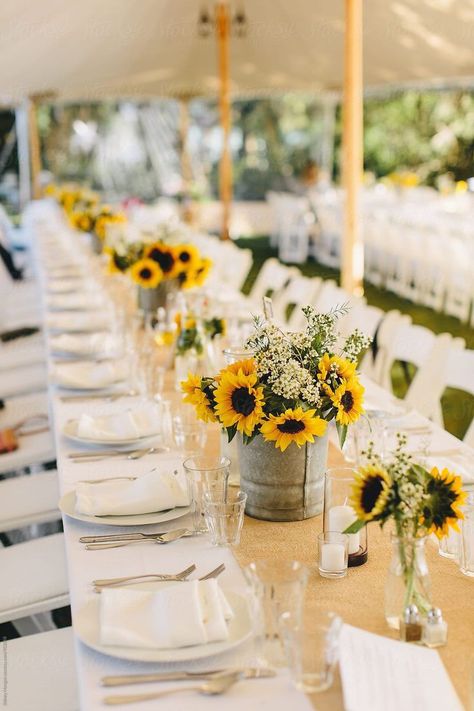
[235,235,474,440]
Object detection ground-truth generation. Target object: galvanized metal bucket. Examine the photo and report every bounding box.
[89,232,103,255]
[237,433,329,521]
[137,281,177,314]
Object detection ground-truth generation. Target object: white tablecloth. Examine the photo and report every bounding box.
[32,214,473,711]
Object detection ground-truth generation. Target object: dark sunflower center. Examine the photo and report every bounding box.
[231,387,256,416]
[341,391,354,412]
[277,419,305,434]
[179,251,191,263]
[149,248,174,273]
[140,267,152,279]
[361,476,384,513]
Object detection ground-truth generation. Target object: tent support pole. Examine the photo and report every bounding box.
[215,2,232,241]
[179,98,192,200]
[342,0,364,295]
[28,97,42,200]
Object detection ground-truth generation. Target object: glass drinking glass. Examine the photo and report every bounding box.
[203,489,247,546]
[243,560,309,667]
[172,403,207,455]
[344,412,387,465]
[460,496,474,578]
[183,455,231,533]
[280,611,343,693]
[323,467,368,567]
[318,531,349,579]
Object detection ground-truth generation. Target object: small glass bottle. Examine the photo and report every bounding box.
[400,604,422,643]
[422,608,448,648]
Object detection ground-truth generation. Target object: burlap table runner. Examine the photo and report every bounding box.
[164,368,471,708]
[234,443,473,710]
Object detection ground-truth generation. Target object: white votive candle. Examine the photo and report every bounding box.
[328,505,360,555]
[321,542,346,572]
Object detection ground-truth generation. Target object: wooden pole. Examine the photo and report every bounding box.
[215,1,232,241]
[28,97,42,200]
[179,98,192,199]
[341,0,364,295]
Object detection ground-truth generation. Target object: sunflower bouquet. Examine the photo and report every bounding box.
[346,436,467,616]
[106,234,212,291]
[182,305,370,449]
[70,203,127,240]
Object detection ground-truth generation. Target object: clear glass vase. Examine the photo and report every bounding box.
[385,535,432,630]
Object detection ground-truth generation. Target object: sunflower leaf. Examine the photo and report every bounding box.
[336,422,348,448]
[344,519,366,534]
[226,425,238,443]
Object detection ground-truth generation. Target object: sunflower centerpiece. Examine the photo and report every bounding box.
[105,226,212,314]
[345,435,467,629]
[181,305,370,522]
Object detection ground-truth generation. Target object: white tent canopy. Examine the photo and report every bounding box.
[1,0,474,104]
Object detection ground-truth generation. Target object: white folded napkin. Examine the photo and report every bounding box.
[53,360,127,389]
[75,467,189,516]
[50,332,119,356]
[100,579,232,649]
[47,292,105,311]
[77,403,161,441]
[47,279,94,294]
[47,312,110,332]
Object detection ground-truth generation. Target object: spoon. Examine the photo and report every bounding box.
[103,671,241,705]
[85,528,188,550]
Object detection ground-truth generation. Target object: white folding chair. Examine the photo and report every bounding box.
[0,392,55,475]
[443,348,474,447]
[272,275,322,330]
[278,195,311,265]
[0,470,60,533]
[247,258,296,307]
[5,627,78,711]
[361,309,411,382]
[0,533,69,629]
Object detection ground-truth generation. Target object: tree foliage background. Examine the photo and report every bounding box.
[1,89,474,204]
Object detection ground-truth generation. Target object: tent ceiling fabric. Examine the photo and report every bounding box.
[1,0,474,103]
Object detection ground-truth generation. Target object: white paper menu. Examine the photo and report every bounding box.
[339,624,464,711]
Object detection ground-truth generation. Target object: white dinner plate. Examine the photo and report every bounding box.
[75,591,252,663]
[62,419,160,447]
[58,490,191,527]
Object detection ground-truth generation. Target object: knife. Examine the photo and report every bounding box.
[80,529,193,544]
[101,667,276,687]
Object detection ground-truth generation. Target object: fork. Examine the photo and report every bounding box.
[93,564,196,588]
[94,563,225,590]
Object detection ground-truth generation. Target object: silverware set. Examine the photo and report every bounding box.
[93,563,225,592]
[69,446,166,463]
[60,389,138,403]
[83,528,191,550]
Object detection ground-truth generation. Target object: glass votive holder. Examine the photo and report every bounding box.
[323,467,368,567]
[183,455,231,533]
[318,531,349,579]
[203,489,247,546]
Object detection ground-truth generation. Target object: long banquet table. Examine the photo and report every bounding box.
[31,218,474,710]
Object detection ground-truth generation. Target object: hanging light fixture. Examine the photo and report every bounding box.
[197,3,248,38]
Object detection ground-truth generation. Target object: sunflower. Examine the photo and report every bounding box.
[192,257,212,287]
[214,369,264,436]
[424,467,467,539]
[329,378,364,425]
[76,213,92,232]
[350,465,392,522]
[181,373,217,423]
[260,407,327,452]
[145,242,178,278]
[129,258,163,289]
[317,354,357,384]
[216,358,256,381]
[175,244,200,271]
